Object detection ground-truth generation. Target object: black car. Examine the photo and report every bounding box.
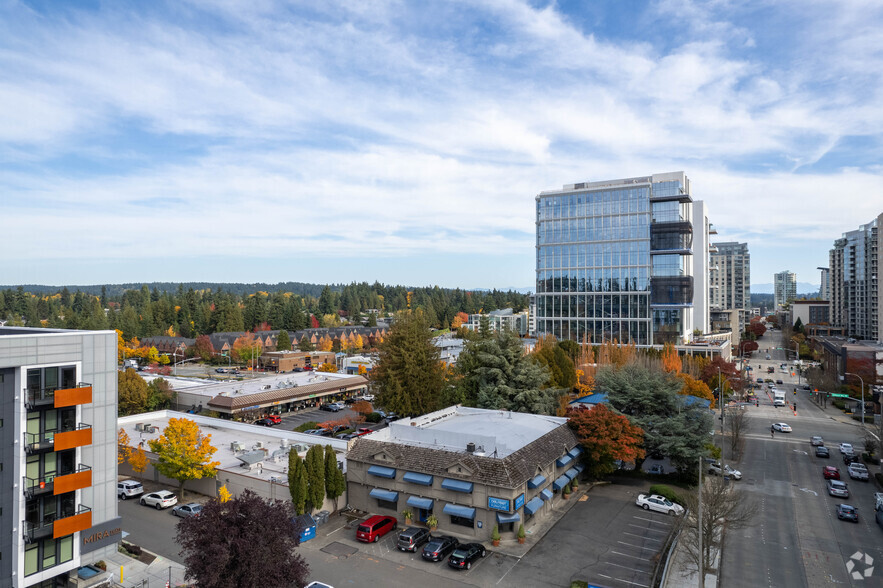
[776,379,784,385]
[422,535,459,562]
[843,452,859,465]
[254,418,274,427]
[448,542,486,570]
[815,446,830,458]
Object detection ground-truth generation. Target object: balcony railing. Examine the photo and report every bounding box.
[54,423,93,451]
[25,382,91,410]
[23,465,91,498]
[24,505,91,543]
[24,430,56,454]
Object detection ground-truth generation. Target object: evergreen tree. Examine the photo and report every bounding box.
[318,286,335,316]
[276,329,291,351]
[305,445,325,513]
[372,310,446,417]
[298,335,315,352]
[324,445,346,511]
[288,452,307,515]
[367,313,377,327]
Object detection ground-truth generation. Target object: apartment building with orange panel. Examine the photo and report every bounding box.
[0,327,119,588]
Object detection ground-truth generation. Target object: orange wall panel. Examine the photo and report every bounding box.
[54,428,92,451]
[53,511,92,538]
[54,469,92,495]
[55,386,92,407]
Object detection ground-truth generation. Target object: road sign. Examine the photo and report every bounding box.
[831,393,850,398]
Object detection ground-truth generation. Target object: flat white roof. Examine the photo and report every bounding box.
[369,406,567,458]
[161,370,360,399]
[119,410,348,484]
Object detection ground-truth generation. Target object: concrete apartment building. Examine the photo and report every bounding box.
[710,242,750,313]
[0,327,119,588]
[774,271,797,309]
[829,213,882,342]
[461,309,530,336]
[534,171,710,346]
[817,267,830,301]
[346,406,581,542]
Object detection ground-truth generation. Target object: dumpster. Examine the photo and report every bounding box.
[315,510,330,526]
[293,514,317,543]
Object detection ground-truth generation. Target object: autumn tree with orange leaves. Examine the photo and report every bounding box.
[661,343,682,374]
[567,405,645,478]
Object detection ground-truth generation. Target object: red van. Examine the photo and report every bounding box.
[356,515,397,543]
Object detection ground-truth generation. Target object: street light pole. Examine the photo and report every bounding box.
[844,372,865,428]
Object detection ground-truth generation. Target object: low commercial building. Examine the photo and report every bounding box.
[346,406,582,542]
[118,411,347,510]
[171,371,368,418]
[791,300,830,328]
[259,350,335,372]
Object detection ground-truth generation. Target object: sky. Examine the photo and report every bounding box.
[2,0,882,291]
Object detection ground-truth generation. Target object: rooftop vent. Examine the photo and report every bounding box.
[466,442,476,453]
[135,423,145,432]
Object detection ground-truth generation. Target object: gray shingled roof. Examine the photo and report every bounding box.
[208,375,369,410]
[347,423,579,489]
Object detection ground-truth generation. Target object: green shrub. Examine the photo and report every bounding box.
[570,582,589,588]
[649,484,684,505]
[294,421,319,432]
[366,412,383,423]
[832,399,846,410]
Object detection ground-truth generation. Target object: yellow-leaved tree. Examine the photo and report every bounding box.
[677,373,715,409]
[661,343,682,374]
[218,485,232,503]
[118,428,132,465]
[148,418,220,500]
[357,364,368,376]
[317,362,338,373]
[318,337,333,352]
[129,445,149,482]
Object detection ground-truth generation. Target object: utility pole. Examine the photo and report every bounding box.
[698,457,704,588]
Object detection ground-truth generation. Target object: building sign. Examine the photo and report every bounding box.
[514,493,525,511]
[487,496,510,512]
[81,517,123,554]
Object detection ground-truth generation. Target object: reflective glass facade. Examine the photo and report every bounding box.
[536,173,696,345]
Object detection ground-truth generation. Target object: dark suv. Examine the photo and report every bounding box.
[422,535,459,562]
[397,527,431,552]
[448,542,487,570]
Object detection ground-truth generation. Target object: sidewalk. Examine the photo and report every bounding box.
[102,548,188,588]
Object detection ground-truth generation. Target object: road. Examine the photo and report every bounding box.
[721,329,882,587]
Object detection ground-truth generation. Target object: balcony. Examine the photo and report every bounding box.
[54,424,92,451]
[23,473,56,498]
[25,506,92,543]
[55,383,92,408]
[24,431,56,454]
[54,465,92,495]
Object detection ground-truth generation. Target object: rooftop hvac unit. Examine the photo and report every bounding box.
[135,423,144,432]
[142,424,152,432]
[262,384,271,390]
[254,441,263,449]
[280,438,289,449]
[231,441,244,452]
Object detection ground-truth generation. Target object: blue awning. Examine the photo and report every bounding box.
[574,464,585,475]
[527,474,546,489]
[407,496,434,510]
[367,465,396,479]
[567,446,583,458]
[441,478,474,493]
[556,454,574,467]
[443,503,476,519]
[403,471,434,486]
[496,512,521,524]
[369,488,399,502]
[524,496,544,515]
[565,467,579,480]
[540,488,553,501]
[552,475,570,491]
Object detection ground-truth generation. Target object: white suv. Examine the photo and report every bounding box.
[118,480,144,500]
[140,490,178,510]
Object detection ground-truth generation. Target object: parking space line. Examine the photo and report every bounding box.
[617,540,659,552]
[627,523,668,534]
[598,573,650,587]
[623,532,662,542]
[632,515,674,526]
[603,560,651,575]
[611,550,653,561]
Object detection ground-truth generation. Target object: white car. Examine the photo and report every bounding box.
[772,423,792,433]
[636,494,684,516]
[140,490,178,510]
[839,443,854,454]
[117,480,144,500]
[708,463,742,480]
[847,463,869,481]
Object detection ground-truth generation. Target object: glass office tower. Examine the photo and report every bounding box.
[535,172,699,345]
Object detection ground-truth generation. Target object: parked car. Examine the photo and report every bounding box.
[397,526,431,552]
[361,394,375,402]
[254,418,274,427]
[320,403,341,412]
[839,443,854,454]
[336,433,357,440]
[765,355,771,360]
[843,451,859,466]
[117,480,144,500]
[823,466,840,480]
[708,463,742,480]
[356,516,397,543]
[304,583,334,588]
[772,423,792,433]
[302,429,322,435]
[421,535,460,562]
[265,415,282,425]
[815,446,830,458]
[448,542,487,570]
[776,379,784,385]
[802,385,811,390]
[140,490,178,510]
[836,504,859,523]
[810,436,824,446]
[847,463,869,481]
[172,503,203,518]
[827,479,849,498]
[215,368,228,373]
[635,494,684,516]
[647,464,665,475]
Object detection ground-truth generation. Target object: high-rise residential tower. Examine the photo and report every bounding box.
[817,267,830,301]
[829,213,882,341]
[773,271,797,309]
[1,327,120,587]
[535,171,709,346]
[709,242,751,312]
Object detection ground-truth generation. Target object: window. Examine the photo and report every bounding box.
[24,544,38,576]
[449,514,474,528]
[58,535,73,564]
[376,498,397,510]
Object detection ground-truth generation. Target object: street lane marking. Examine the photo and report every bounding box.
[598,573,649,587]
